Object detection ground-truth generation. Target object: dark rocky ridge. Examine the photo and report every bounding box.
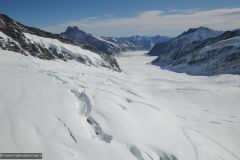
[0,14,120,71]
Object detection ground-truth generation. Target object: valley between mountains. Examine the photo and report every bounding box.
[0,50,239,160]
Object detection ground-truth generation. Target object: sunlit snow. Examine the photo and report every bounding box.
[0,50,239,160]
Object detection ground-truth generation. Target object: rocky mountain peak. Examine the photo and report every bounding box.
[65,26,84,34]
[178,27,221,38]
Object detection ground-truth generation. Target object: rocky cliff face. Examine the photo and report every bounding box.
[0,14,120,71]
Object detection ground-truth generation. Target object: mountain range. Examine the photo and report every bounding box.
[0,12,240,160]
[148,27,222,56]
[62,26,170,55]
[102,35,170,51]
[1,13,240,76]
[148,27,240,75]
[0,14,121,71]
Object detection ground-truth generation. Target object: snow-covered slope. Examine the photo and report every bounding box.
[0,50,239,160]
[0,14,120,71]
[151,29,240,75]
[23,32,109,66]
[148,27,222,56]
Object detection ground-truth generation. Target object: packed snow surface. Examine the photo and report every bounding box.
[0,50,239,160]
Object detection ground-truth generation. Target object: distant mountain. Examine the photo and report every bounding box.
[0,14,120,71]
[62,26,125,55]
[148,27,222,56]
[103,35,170,51]
[62,26,170,55]
[150,28,240,75]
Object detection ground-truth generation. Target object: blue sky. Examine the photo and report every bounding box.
[1,0,240,36]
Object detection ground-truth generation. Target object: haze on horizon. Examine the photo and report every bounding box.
[1,0,240,37]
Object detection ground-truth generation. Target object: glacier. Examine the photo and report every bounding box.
[0,50,239,160]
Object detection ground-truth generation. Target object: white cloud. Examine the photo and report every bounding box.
[43,7,240,37]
